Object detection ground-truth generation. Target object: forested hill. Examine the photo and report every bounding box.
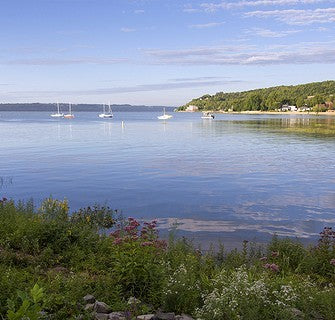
[179,81,335,112]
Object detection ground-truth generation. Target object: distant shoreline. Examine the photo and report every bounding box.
[181,110,335,116]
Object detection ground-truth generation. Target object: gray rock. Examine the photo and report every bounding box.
[84,303,95,311]
[175,315,194,320]
[84,294,96,304]
[94,301,112,314]
[289,308,304,318]
[137,315,155,320]
[108,312,126,320]
[152,312,175,320]
[95,313,109,320]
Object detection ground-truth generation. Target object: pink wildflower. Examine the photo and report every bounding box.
[263,263,280,272]
[270,263,280,272]
[141,241,153,247]
[259,256,267,262]
[113,238,123,245]
[330,259,335,266]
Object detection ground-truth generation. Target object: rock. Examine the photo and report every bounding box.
[95,313,109,320]
[108,311,126,320]
[176,315,194,320]
[84,294,96,304]
[137,315,155,320]
[289,308,304,318]
[84,303,95,311]
[94,301,112,314]
[152,312,175,320]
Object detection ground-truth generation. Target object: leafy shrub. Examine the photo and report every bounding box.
[7,284,44,320]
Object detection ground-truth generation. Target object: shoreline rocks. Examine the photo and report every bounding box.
[82,295,194,320]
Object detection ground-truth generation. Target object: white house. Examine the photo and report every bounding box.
[186,105,199,112]
[281,105,297,111]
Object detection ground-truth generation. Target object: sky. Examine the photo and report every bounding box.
[0,0,334,106]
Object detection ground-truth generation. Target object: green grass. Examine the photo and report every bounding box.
[0,197,334,319]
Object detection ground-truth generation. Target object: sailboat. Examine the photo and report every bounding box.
[157,108,172,120]
[99,103,113,118]
[64,103,75,119]
[51,102,64,118]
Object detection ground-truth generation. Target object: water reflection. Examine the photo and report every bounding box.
[0,112,334,246]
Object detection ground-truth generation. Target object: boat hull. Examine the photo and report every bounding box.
[157,115,172,120]
[99,114,113,118]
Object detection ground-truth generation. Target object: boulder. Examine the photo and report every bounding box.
[137,315,155,320]
[94,301,112,314]
[108,311,126,320]
[95,313,109,320]
[152,312,175,320]
[84,294,96,304]
[176,315,194,320]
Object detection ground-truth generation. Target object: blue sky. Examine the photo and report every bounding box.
[0,0,334,106]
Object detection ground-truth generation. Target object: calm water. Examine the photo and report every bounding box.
[1,111,334,247]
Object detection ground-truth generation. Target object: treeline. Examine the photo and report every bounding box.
[178,80,335,112]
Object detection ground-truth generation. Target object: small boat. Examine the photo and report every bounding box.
[51,102,64,118]
[201,111,215,119]
[157,108,172,120]
[99,103,113,118]
[64,103,75,119]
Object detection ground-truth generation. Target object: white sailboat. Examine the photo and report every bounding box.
[99,103,113,118]
[157,108,172,120]
[51,102,64,118]
[64,103,75,119]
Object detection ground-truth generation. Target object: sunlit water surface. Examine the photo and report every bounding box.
[1,111,334,248]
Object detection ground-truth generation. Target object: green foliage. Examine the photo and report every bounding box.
[7,284,44,320]
[1,198,335,319]
[179,80,335,112]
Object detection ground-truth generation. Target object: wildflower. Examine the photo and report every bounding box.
[259,256,267,261]
[330,259,335,266]
[270,263,280,272]
[113,238,123,245]
[263,263,280,272]
[141,241,153,247]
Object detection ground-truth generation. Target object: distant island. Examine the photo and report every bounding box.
[178,80,335,113]
[0,103,174,112]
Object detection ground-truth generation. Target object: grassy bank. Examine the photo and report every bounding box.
[0,197,334,319]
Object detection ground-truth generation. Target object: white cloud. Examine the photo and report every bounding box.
[245,8,335,25]
[189,21,225,28]
[246,27,302,37]
[201,0,333,11]
[144,42,335,65]
[5,79,243,97]
[1,57,127,66]
[134,9,145,14]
